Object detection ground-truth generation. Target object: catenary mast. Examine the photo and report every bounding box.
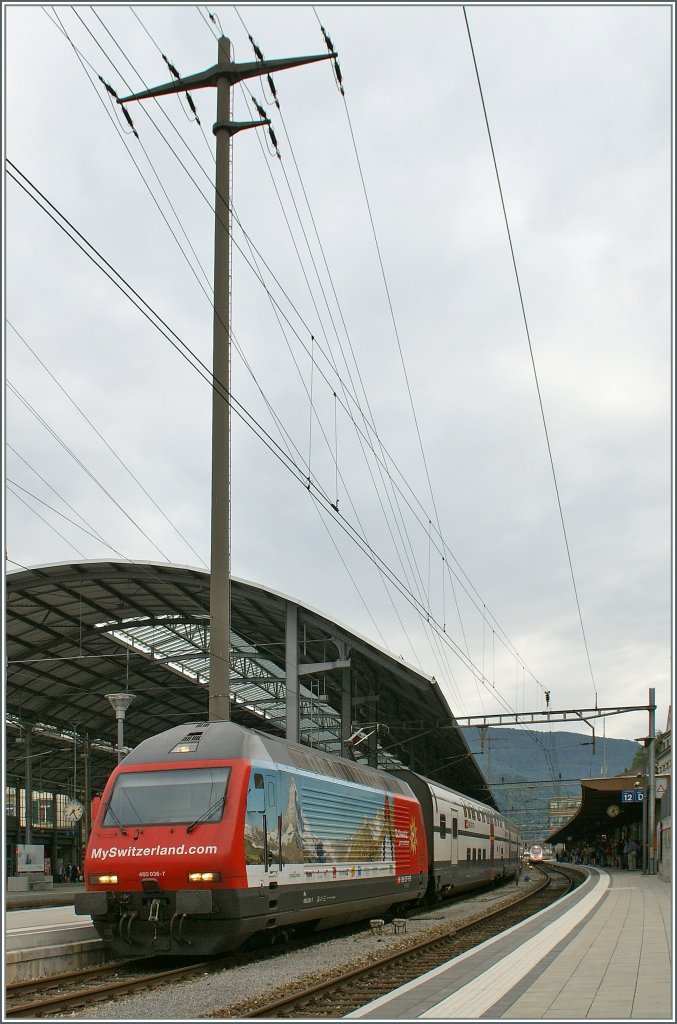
[119,37,334,721]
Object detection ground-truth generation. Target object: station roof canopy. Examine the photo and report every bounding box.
[547,774,645,845]
[6,561,492,804]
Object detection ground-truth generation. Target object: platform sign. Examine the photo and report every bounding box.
[621,790,643,803]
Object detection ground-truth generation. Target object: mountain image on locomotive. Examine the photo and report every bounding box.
[75,721,522,956]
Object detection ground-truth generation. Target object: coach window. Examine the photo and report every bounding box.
[439,814,446,838]
[467,849,471,861]
[452,817,458,838]
[254,774,264,789]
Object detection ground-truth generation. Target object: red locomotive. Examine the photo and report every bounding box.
[75,721,520,955]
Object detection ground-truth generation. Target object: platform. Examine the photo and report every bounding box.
[5,881,82,910]
[348,868,673,1020]
[5,900,106,982]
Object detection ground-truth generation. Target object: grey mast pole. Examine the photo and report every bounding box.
[117,38,336,724]
[209,36,233,722]
[647,687,656,874]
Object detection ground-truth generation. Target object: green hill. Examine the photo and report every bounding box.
[460,727,640,843]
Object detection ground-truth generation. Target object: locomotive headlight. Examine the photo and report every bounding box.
[90,873,118,885]
[188,871,221,882]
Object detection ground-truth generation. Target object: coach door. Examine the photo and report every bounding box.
[438,797,457,864]
[451,811,459,865]
[249,770,280,875]
[264,774,281,875]
[489,817,495,880]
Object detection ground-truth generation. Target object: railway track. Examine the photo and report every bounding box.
[230,864,578,1019]
[4,956,226,1018]
[3,915,383,1018]
[5,866,579,1018]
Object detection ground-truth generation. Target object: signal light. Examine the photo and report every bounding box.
[188,871,221,882]
[90,874,118,885]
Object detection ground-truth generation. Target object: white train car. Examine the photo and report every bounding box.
[392,770,522,899]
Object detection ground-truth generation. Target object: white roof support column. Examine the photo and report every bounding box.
[341,665,352,756]
[285,601,300,744]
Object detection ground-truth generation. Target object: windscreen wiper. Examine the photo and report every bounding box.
[186,795,225,833]
[104,802,128,836]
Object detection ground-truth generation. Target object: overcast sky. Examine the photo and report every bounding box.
[4,3,672,744]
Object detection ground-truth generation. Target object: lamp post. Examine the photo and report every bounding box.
[106,693,135,763]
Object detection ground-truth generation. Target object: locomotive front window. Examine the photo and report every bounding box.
[102,767,231,826]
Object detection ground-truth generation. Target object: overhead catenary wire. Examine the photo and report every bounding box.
[239,104,437,678]
[13,54,514,720]
[6,379,174,562]
[7,484,89,560]
[195,8,467,696]
[44,6,547,707]
[23,14,553,720]
[231,10,469,705]
[46,7,338,532]
[6,319,208,569]
[45,8,215,303]
[463,6,598,703]
[307,10,484,709]
[54,4,508,704]
[232,67,440,686]
[6,162,514,697]
[7,442,108,551]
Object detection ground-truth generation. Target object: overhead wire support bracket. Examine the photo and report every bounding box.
[450,703,655,729]
[116,52,337,106]
[213,119,269,138]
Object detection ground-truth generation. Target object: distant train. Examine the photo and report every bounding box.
[75,721,522,956]
[528,843,554,863]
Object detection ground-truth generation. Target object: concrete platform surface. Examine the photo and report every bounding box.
[348,868,673,1020]
[5,903,106,983]
[5,881,83,910]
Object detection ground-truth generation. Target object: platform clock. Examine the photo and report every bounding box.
[606,804,621,818]
[64,798,84,822]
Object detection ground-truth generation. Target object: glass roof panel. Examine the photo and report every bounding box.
[95,616,405,770]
